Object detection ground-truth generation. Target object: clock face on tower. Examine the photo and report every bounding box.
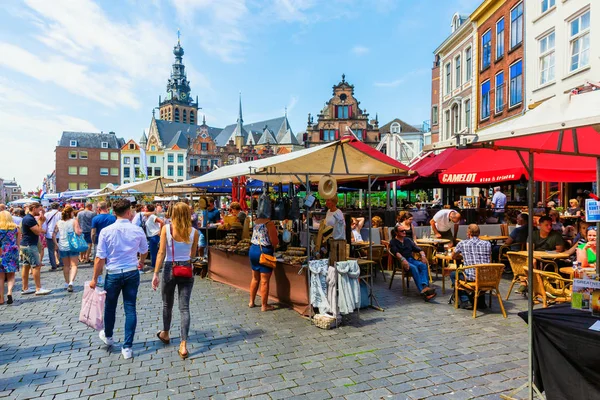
[181,93,187,99]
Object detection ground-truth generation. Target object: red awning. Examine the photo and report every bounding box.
[440,149,597,184]
[344,135,411,172]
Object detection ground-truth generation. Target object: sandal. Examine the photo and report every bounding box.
[156,331,170,344]
[178,348,189,359]
[261,305,275,312]
[7,295,13,305]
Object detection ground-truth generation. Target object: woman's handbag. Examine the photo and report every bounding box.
[259,244,277,269]
[68,231,88,253]
[170,225,193,278]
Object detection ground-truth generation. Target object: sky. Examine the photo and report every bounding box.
[0,0,482,192]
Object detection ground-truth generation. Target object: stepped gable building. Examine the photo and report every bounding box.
[213,94,301,154]
[55,131,124,192]
[304,74,380,147]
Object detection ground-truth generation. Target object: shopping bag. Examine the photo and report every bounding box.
[68,232,88,253]
[79,281,106,331]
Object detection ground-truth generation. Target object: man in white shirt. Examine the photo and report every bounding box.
[430,209,461,245]
[90,199,148,360]
[491,186,507,223]
[143,204,164,273]
[42,203,62,270]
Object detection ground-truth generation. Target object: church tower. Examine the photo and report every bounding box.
[158,32,199,125]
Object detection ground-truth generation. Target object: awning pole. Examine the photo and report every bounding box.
[596,157,600,275]
[368,175,373,306]
[527,151,535,400]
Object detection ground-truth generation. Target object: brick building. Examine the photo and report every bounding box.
[434,13,477,143]
[471,0,525,130]
[304,75,380,147]
[55,132,124,192]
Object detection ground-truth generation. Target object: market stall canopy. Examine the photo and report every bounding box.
[87,184,117,198]
[426,87,600,154]
[60,189,100,199]
[8,197,35,206]
[439,148,597,184]
[109,177,196,195]
[169,136,411,186]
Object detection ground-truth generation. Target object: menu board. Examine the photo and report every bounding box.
[572,279,600,316]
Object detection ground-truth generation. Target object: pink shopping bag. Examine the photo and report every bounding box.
[79,281,106,331]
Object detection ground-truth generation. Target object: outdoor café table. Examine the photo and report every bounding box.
[515,250,570,273]
[560,215,582,231]
[350,241,370,258]
[559,266,596,279]
[518,304,600,400]
[479,235,509,246]
[435,253,458,294]
[416,238,451,246]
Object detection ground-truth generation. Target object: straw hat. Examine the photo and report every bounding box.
[318,175,337,199]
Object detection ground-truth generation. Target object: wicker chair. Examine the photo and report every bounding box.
[417,243,436,284]
[498,242,525,263]
[506,251,528,300]
[454,263,507,318]
[523,267,573,308]
[359,244,387,282]
[389,253,432,293]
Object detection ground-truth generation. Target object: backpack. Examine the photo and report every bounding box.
[139,214,148,237]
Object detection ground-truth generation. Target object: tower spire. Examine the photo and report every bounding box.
[202,114,206,125]
[238,91,243,125]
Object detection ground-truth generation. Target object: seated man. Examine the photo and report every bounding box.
[389,225,436,301]
[451,224,492,309]
[532,216,565,252]
[493,212,529,262]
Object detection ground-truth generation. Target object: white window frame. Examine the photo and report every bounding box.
[390,122,401,134]
[68,166,77,175]
[568,9,591,73]
[68,151,77,160]
[463,99,471,131]
[481,29,492,69]
[100,168,109,176]
[496,18,505,60]
[481,79,491,120]
[541,0,555,14]
[465,47,472,81]
[455,55,461,88]
[101,142,109,149]
[444,110,450,140]
[539,30,555,85]
[445,62,451,94]
[495,71,505,114]
[110,152,119,161]
[452,104,460,134]
[510,2,524,49]
[69,140,77,147]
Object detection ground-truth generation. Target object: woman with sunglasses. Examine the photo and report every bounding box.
[577,226,597,268]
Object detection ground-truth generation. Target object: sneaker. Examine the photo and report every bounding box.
[545,291,557,299]
[121,347,133,359]
[64,283,69,290]
[21,288,36,295]
[99,330,114,346]
[67,284,73,292]
[516,285,527,294]
[35,288,52,296]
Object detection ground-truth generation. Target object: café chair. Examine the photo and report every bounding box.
[524,267,573,308]
[416,243,436,284]
[506,252,528,300]
[454,263,507,319]
[498,242,525,264]
[359,244,386,282]
[388,252,432,293]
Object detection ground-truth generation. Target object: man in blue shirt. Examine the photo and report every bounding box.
[205,198,221,224]
[491,186,507,223]
[91,201,116,259]
[90,199,148,360]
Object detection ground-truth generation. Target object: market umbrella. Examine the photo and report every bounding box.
[231,177,239,203]
[238,176,248,211]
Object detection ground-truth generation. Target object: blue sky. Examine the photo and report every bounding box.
[0,0,481,192]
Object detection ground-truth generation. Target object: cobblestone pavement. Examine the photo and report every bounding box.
[0,258,530,400]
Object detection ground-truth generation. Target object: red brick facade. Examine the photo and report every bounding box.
[55,147,121,192]
[476,0,524,129]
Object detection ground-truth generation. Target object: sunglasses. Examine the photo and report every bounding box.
[588,226,597,232]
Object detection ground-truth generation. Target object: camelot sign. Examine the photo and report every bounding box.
[440,173,517,184]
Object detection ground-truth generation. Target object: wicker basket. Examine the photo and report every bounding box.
[313,314,341,330]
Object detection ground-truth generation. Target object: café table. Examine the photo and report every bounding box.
[515,250,570,273]
[435,253,458,294]
[559,266,597,279]
[479,235,509,246]
[416,238,451,246]
[350,241,370,258]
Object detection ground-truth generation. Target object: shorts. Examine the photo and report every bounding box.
[83,232,92,244]
[59,250,79,259]
[198,231,206,248]
[21,245,41,267]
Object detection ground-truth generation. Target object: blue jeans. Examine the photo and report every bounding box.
[450,271,470,303]
[104,270,140,348]
[46,238,59,269]
[148,235,160,270]
[493,211,505,224]
[407,258,429,291]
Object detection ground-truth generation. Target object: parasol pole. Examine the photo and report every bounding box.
[526,151,534,400]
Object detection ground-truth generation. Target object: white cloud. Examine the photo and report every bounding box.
[374,78,406,88]
[374,69,429,88]
[270,0,316,23]
[0,80,99,192]
[351,45,370,56]
[170,0,249,63]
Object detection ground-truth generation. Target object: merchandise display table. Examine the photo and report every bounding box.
[518,305,600,400]
[208,248,310,315]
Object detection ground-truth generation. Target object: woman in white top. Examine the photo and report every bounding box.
[325,197,346,241]
[350,217,365,243]
[53,205,82,292]
[153,202,198,360]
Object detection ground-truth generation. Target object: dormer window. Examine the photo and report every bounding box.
[129,143,135,150]
[101,142,109,148]
[391,122,401,134]
[70,140,77,147]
